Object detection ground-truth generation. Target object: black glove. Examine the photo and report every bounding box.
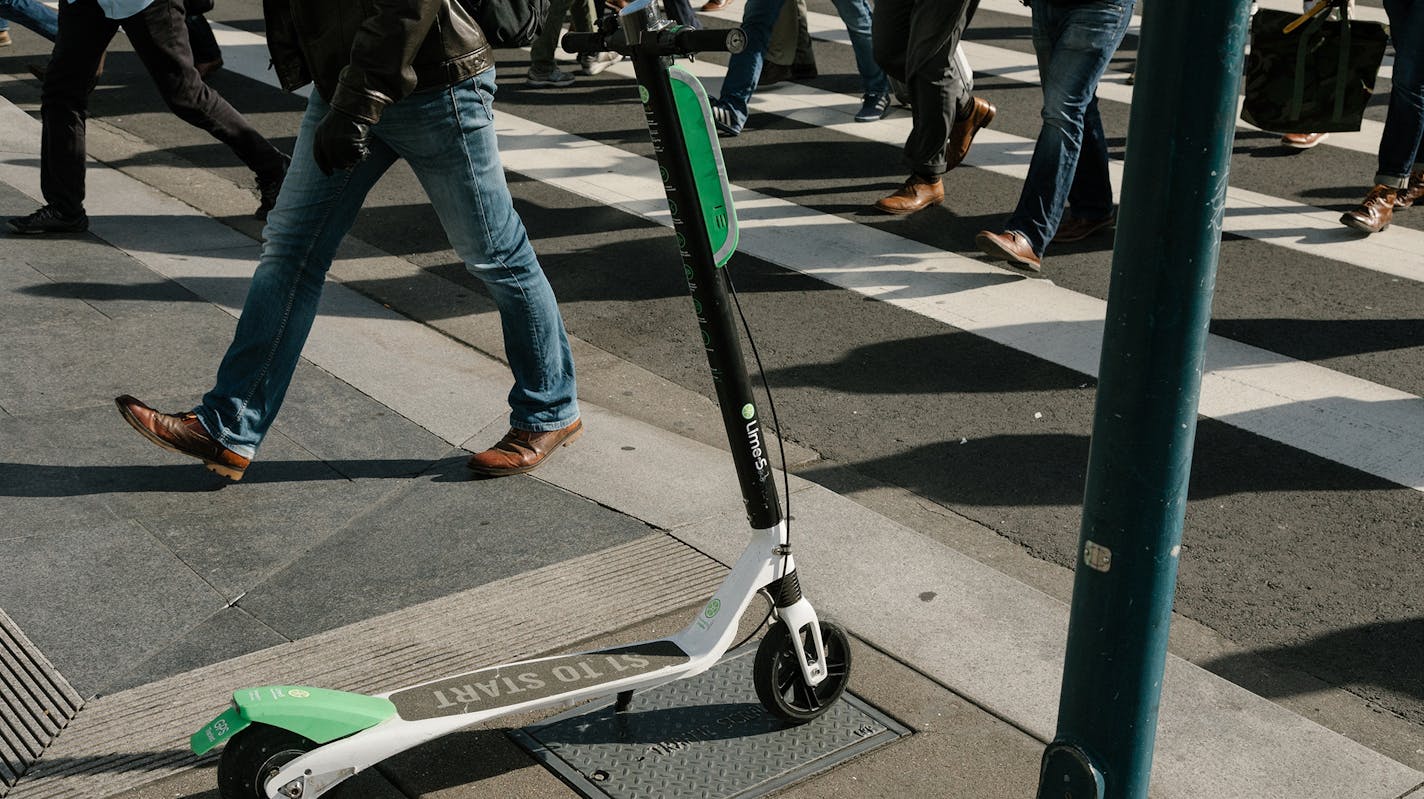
[312,109,372,176]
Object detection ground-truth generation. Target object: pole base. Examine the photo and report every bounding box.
[1036,743,1106,799]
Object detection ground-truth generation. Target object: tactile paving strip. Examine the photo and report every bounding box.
[512,646,910,799]
[0,609,84,796]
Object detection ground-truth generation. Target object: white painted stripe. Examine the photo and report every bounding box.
[194,23,1424,492]
[666,54,1424,283]
[490,111,1424,492]
[218,17,1420,284]
[973,0,1391,30]
[804,7,1394,153]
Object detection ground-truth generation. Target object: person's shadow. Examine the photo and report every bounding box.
[0,455,475,497]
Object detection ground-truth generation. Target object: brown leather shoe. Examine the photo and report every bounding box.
[1053,210,1116,244]
[873,174,944,215]
[468,419,583,477]
[1340,185,1397,234]
[945,96,996,170]
[115,395,249,480]
[700,0,733,10]
[1280,131,1328,149]
[1395,170,1424,209]
[975,230,1042,273]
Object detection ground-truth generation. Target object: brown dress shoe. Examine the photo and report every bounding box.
[873,174,944,215]
[1280,131,1328,149]
[1052,210,1116,244]
[115,395,250,480]
[945,96,996,170]
[468,419,583,477]
[701,0,733,10]
[1340,185,1397,234]
[975,230,1042,273]
[1394,170,1424,209]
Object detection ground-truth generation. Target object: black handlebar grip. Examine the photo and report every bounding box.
[561,32,604,53]
[671,27,746,54]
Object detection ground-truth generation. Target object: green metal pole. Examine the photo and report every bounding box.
[1036,1,1253,797]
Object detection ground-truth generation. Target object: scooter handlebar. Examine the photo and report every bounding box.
[671,27,746,54]
[560,26,745,55]
[560,31,606,54]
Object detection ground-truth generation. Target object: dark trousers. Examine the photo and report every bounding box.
[186,13,220,65]
[40,0,283,217]
[872,0,978,176]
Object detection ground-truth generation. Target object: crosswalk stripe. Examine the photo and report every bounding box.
[664,54,1424,283]
[802,7,1395,151]
[202,21,1424,493]
[973,0,1392,31]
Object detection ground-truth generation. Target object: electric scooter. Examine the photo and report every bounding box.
[192,4,851,797]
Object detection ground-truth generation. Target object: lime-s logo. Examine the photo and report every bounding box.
[639,85,650,104]
[741,404,755,420]
[288,689,311,699]
[704,599,721,618]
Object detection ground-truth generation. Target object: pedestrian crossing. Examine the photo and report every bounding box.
[193,14,1424,498]
[1,0,1420,788]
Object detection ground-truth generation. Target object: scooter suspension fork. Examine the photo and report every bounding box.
[767,561,828,687]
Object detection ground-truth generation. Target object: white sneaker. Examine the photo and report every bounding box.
[578,51,621,76]
[527,66,576,88]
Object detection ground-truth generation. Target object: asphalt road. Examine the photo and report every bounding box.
[1,0,1420,754]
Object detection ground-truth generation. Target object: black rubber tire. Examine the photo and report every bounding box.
[753,619,852,723]
[217,723,316,799]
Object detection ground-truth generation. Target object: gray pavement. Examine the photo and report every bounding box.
[1,42,1422,799]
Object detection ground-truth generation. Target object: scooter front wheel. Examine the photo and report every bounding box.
[753,619,852,722]
[217,723,316,799]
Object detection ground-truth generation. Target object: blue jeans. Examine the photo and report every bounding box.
[0,0,59,40]
[1005,0,1134,256]
[717,0,887,129]
[831,0,889,98]
[1378,0,1424,186]
[198,71,579,458]
[714,0,787,129]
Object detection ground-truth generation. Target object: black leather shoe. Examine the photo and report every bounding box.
[7,206,89,235]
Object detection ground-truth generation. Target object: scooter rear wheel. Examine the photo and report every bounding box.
[753,619,852,722]
[217,723,315,799]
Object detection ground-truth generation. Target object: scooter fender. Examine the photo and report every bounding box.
[190,685,396,756]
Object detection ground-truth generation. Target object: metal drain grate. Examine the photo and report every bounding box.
[512,645,910,799]
[0,609,83,796]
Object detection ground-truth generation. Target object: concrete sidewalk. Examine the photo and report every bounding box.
[0,81,1420,799]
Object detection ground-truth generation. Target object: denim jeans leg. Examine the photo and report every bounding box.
[382,73,578,431]
[828,0,888,96]
[0,0,59,40]
[1377,0,1424,186]
[1006,0,1133,254]
[198,95,397,457]
[1066,97,1114,220]
[717,0,788,126]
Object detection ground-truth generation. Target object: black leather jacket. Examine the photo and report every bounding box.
[263,0,495,124]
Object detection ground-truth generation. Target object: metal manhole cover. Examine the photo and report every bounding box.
[511,645,909,799]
